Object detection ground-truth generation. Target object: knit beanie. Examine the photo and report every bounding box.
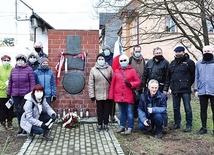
[96,53,105,61]
[39,57,49,64]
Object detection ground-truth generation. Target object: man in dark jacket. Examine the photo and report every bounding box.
[166,46,195,132]
[138,79,168,139]
[142,47,169,94]
[129,45,145,118]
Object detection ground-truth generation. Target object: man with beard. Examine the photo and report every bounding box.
[166,46,195,132]
[142,47,169,94]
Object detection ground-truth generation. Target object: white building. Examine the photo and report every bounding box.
[0,0,54,66]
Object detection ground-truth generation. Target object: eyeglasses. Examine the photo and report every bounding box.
[120,59,127,62]
[3,60,10,62]
[135,51,141,53]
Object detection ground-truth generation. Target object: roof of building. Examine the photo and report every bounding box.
[99,13,116,29]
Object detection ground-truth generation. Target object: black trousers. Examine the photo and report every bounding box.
[109,100,115,117]
[0,98,14,123]
[199,95,214,128]
[96,100,110,126]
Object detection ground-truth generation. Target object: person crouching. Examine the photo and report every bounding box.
[20,84,56,141]
[138,79,168,139]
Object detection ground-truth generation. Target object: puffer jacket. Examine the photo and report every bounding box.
[34,65,56,97]
[7,64,35,96]
[142,57,169,91]
[28,61,39,71]
[20,92,56,133]
[138,90,168,126]
[88,62,113,100]
[0,65,12,98]
[166,53,195,94]
[195,58,214,96]
[108,65,141,104]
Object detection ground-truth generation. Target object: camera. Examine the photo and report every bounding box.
[146,119,152,131]
[146,119,151,126]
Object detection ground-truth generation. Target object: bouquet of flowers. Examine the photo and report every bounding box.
[61,112,80,129]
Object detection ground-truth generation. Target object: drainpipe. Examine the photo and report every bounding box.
[34,27,38,43]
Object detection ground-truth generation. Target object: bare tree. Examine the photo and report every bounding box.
[94,0,214,60]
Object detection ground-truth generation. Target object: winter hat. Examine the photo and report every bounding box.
[39,57,49,64]
[15,54,27,62]
[102,45,111,52]
[28,51,39,59]
[96,53,105,60]
[1,55,11,61]
[34,42,43,48]
[203,45,214,52]
[174,46,185,52]
[119,54,129,63]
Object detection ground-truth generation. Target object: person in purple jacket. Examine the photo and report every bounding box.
[7,54,35,135]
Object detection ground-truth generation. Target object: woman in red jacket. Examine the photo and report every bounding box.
[109,54,141,135]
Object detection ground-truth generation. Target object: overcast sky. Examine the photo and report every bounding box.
[25,0,99,30]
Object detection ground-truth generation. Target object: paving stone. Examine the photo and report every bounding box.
[17,121,124,155]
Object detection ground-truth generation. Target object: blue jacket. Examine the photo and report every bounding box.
[194,58,214,96]
[138,90,168,126]
[34,66,56,97]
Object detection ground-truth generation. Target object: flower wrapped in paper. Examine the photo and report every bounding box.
[62,112,80,129]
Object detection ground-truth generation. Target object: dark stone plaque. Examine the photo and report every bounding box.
[66,56,85,70]
[66,35,81,55]
[62,71,85,94]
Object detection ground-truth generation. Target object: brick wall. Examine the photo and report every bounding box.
[48,30,99,117]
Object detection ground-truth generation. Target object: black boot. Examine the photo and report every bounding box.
[43,130,53,141]
[7,121,14,130]
[17,126,22,135]
[0,122,7,131]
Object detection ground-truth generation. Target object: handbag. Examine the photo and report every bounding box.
[119,70,140,102]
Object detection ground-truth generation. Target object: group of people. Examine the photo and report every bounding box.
[89,44,214,139]
[1,42,213,141]
[0,42,57,141]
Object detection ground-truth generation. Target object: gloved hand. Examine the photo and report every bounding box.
[41,123,49,130]
[125,81,132,88]
[51,114,57,122]
[91,97,95,101]
[7,94,11,99]
[52,96,56,102]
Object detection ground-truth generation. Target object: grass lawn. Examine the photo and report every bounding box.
[115,94,214,155]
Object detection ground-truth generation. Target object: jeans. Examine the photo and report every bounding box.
[138,113,163,134]
[199,95,214,128]
[12,96,24,125]
[96,100,110,126]
[31,113,51,134]
[118,102,134,130]
[172,93,192,127]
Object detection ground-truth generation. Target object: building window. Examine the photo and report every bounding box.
[166,18,176,33]
[206,20,214,33]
